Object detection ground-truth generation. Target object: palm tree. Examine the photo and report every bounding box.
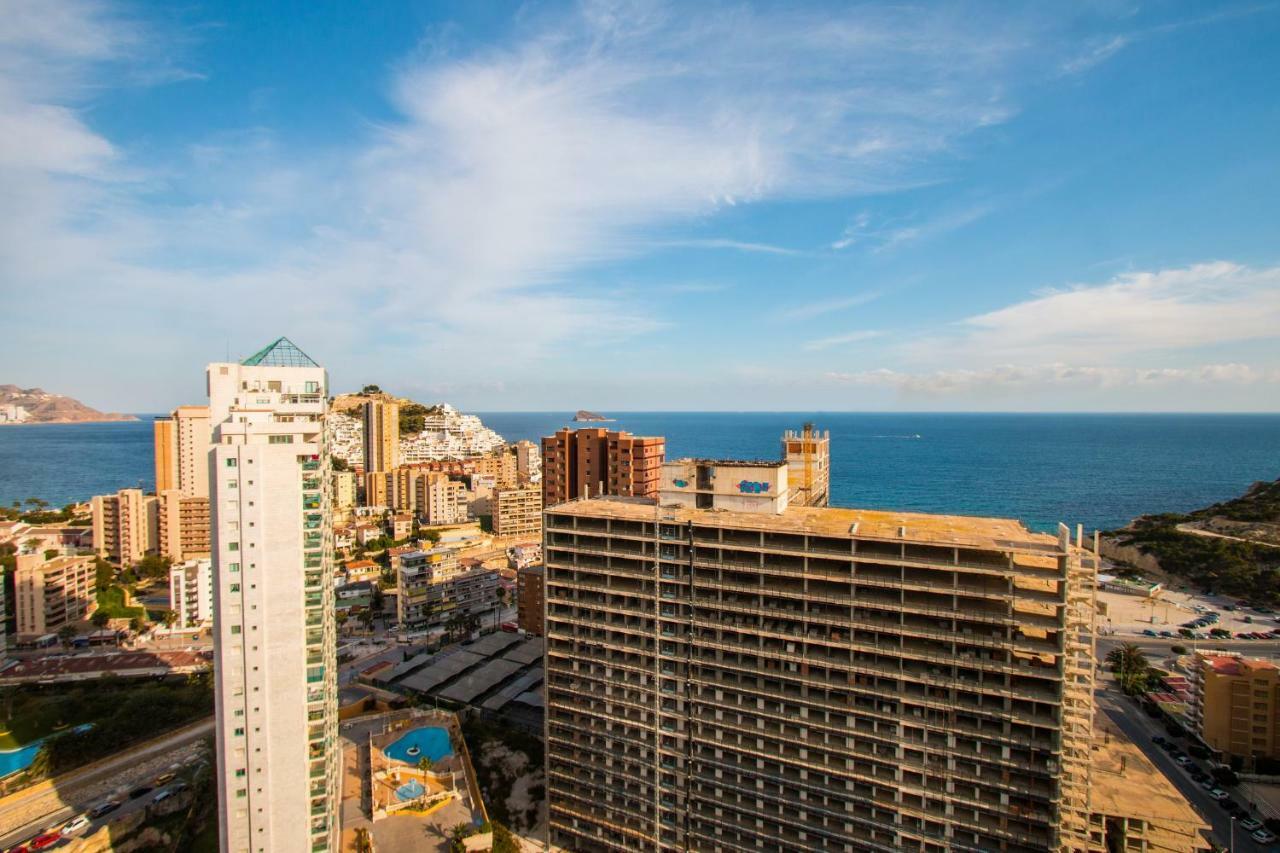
[1106,643,1149,694]
[57,625,78,648]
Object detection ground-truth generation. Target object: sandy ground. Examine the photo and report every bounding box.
[1097,587,1279,638]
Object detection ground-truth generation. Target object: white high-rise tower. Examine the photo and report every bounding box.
[208,338,338,853]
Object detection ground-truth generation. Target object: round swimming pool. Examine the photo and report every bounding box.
[383,726,452,765]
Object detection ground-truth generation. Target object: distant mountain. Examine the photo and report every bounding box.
[573,409,614,422]
[0,385,137,424]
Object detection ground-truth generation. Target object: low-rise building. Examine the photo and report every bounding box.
[14,552,97,637]
[388,512,414,541]
[1187,652,1280,767]
[507,543,541,570]
[492,485,542,539]
[353,523,383,546]
[169,557,213,628]
[396,546,497,630]
[341,559,382,586]
[516,564,544,636]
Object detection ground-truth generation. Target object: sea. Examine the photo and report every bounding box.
[1,413,1276,534]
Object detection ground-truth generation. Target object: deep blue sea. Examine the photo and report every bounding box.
[1,413,1276,533]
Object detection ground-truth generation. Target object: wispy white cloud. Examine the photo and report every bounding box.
[657,238,803,256]
[1061,35,1130,75]
[0,0,1217,410]
[783,291,880,320]
[929,261,1280,365]
[832,204,994,253]
[804,330,882,351]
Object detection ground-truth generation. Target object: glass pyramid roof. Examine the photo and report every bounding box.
[240,337,319,367]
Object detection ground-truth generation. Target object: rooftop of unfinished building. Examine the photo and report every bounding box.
[666,457,787,469]
[549,495,1071,554]
[1090,714,1210,835]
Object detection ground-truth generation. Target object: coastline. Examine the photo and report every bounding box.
[0,416,139,426]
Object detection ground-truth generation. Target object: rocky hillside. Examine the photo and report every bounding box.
[0,385,136,424]
[1105,477,1280,603]
[330,387,443,435]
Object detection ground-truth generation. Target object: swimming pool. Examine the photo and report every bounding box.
[383,726,452,765]
[0,724,93,777]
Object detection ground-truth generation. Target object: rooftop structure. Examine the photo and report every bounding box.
[239,336,319,367]
[541,427,665,507]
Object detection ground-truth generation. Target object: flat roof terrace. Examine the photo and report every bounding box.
[550,496,1067,553]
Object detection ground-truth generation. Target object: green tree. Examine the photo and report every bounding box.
[90,610,111,629]
[162,609,179,629]
[57,625,78,648]
[128,616,144,633]
[134,554,171,580]
[94,558,115,592]
[1106,643,1150,694]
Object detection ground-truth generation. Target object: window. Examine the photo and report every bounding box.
[236,788,247,798]
[269,435,294,444]
[231,625,242,635]
[226,458,237,467]
[236,768,246,777]
[230,584,241,593]
[305,381,318,393]
[227,480,238,489]
[234,728,245,737]
[228,542,239,552]
[229,562,240,573]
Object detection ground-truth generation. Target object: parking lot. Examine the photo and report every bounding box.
[1099,586,1280,643]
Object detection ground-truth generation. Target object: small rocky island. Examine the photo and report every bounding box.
[572,409,614,422]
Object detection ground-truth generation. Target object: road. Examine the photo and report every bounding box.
[1096,686,1272,852]
[0,718,213,849]
[1099,636,1280,661]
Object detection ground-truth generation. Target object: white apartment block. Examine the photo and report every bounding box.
[396,546,497,630]
[208,338,339,853]
[170,558,214,628]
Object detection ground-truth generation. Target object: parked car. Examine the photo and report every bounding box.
[1142,629,1158,637]
[1201,778,1218,791]
[1152,735,1166,745]
[88,801,121,819]
[1241,817,1263,831]
[1175,755,1192,766]
[1252,829,1277,844]
[29,834,60,851]
[153,772,176,786]
[128,785,153,800]
[153,788,177,804]
[1219,798,1240,811]
[1209,789,1229,801]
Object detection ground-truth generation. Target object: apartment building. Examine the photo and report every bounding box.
[154,405,211,497]
[514,440,540,483]
[332,471,356,514]
[494,485,543,539]
[783,424,830,507]
[517,564,544,636]
[14,553,97,637]
[543,497,1096,853]
[158,489,212,562]
[541,428,665,507]
[169,557,214,628]
[362,399,399,509]
[473,446,519,488]
[396,546,497,630]
[1186,653,1280,767]
[91,487,158,564]
[208,337,339,853]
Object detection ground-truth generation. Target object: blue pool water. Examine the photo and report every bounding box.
[0,741,44,777]
[0,724,93,777]
[384,726,452,765]
[395,779,426,801]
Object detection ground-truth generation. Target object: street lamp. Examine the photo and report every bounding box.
[1229,813,1236,852]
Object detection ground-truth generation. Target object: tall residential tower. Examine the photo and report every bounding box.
[208,338,339,853]
[543,493,1097,852]
[541,427,665,507]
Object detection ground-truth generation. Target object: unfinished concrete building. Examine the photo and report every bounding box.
[542,497,1097,852]
[783,423,830,507]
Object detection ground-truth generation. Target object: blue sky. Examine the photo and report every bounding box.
[2,1,1279,412]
